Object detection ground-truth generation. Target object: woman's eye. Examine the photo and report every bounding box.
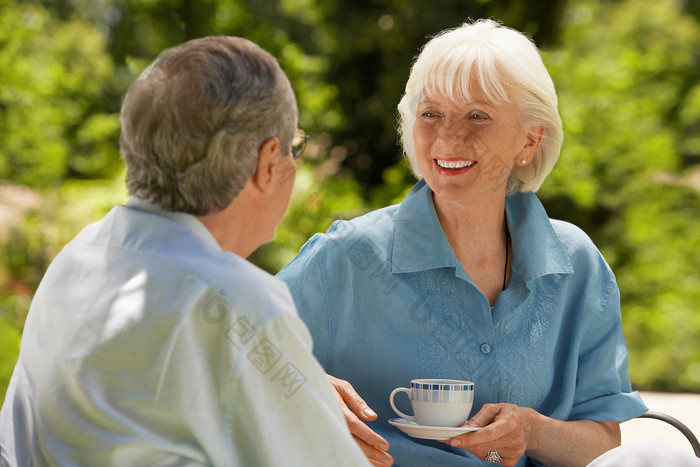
[421,111,437,118]
[469,112,489,120]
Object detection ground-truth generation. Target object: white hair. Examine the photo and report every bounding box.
[397,19,563,193]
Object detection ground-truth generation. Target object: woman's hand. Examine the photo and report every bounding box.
[444,403,530,466]
[443,403,620,467]
[328,375,394,466]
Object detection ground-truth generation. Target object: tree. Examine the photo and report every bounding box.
[0,1,121,187]
[540,0,700,390]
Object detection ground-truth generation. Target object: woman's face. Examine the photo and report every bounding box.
[412,85,538,204]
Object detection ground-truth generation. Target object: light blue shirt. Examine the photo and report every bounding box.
[0,198,368,466]
[278,180,647,466]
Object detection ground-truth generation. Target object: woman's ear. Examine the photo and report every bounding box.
[249,137,281,194]
[517,125,545,165]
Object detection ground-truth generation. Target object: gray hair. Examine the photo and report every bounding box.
[120,36,297,214]
[397,19,563,193]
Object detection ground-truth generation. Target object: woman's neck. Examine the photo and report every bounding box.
[432,191,510,306]
[433,192,506,246]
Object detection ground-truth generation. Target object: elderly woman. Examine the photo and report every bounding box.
[278,19,648,466]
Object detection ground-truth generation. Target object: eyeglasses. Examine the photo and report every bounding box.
[291,128,308,160]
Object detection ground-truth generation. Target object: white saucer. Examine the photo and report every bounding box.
[388,418,480,440]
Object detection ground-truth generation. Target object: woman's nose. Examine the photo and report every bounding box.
[434,120,489,158]
[435,119,473,149]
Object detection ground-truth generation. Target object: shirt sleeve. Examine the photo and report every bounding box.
[227,312,368,466]
[569,281,648,421]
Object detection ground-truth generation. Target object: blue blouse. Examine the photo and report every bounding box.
[278,180,647,466]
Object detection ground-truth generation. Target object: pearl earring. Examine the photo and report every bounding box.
[521,158,528,165]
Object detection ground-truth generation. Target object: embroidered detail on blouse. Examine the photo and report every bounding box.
[498,277,558,408]
[415,270,476,380]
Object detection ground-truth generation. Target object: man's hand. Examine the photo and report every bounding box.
[328,375,393,466]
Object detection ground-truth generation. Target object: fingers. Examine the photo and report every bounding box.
[327,374,392,461]
[445,433,522,467]
[354,435,394,466]
[446,404,527,467]
[466,403,501,427]
[328,374,377,420]
[348,412,390,450]
[451,437,523,467]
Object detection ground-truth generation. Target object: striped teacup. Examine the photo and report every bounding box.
[390,379,474,427]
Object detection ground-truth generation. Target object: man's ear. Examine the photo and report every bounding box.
[249,137,281,194]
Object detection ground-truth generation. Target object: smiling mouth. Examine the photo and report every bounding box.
[435,159,476,169]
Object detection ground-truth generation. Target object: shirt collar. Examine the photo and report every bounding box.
[505,191,574,283]
[391,180,573,282]
[391,180,459,273]
[126,197,222,252]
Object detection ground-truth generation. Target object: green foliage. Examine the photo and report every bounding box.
[540,0,700,390]
[1,0,700,402]
[0,313,21,402]
[0,2,121,187]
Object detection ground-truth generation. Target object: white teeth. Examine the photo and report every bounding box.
[436,159,476,169]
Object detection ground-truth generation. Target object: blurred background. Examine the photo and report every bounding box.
[1,0,699,402]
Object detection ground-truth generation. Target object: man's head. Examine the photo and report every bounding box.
[119,36,298,215]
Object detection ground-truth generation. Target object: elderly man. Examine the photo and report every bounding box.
[0,36,369,466]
